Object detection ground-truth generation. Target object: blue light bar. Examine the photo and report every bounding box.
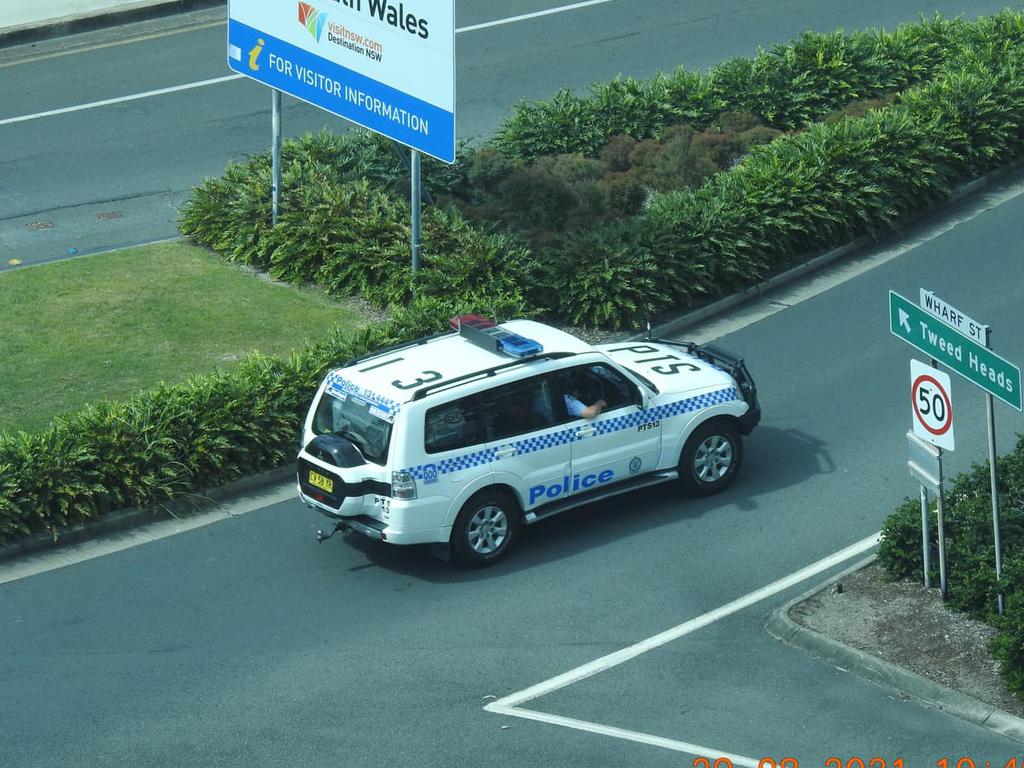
[450,315,544,359]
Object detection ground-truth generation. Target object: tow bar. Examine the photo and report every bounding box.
[316,522,347,543]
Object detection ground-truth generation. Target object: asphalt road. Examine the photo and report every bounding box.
[0,0,1016,268]
[4,2,1024,767]
[4,173,1024,766]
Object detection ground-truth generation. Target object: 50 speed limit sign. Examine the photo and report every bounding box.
[911,359,954,451]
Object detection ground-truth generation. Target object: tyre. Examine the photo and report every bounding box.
[678,419,743,496]
[451,489,520,567]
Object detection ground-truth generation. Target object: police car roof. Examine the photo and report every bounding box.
[340,320,595,403]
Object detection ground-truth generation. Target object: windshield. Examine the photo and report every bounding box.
[311,387,394,465]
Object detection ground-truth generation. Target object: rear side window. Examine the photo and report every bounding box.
[482,375,558,441]
[425,396,485,454]
[424,374,560,452]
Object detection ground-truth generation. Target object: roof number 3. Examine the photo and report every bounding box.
[392,370,443,390]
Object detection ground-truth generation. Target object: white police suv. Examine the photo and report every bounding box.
[297,316,760,566]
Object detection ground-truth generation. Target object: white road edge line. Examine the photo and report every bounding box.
[0,0,619,127]
[487,706,764,767]
[0,74,244,127]
[0,482,296,585]
[456,0,618,33]
[485,531,879,710]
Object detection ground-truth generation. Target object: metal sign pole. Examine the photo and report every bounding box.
[986,331,1005,615]
[411,149,422,272]
[920,485,931,589]
[937,448,948,600]
[271,89,282,227]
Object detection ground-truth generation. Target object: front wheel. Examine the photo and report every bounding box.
[451,490,520,567]
[679,420,743,496]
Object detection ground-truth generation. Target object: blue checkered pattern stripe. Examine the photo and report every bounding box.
[408,447,499,481]
[649,386,738,421]
[513,428,575,454]
[403,386,741,480]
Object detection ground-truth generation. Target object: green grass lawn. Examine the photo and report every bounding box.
[0,242,366,433]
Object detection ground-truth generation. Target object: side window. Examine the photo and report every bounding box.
[561,364,637,416]
[485,375,558,441]
[425,395,484,454]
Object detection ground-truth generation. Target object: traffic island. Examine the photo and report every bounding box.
[766,557,1024,744]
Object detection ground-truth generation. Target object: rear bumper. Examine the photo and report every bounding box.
[298,486,447,546]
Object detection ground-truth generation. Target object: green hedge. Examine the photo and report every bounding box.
[0,298,513,543]
[492,13,1024,158]
[878,435,1024,693]
[532,34,1024,326]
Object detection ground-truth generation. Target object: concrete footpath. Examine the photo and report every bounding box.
[0,0,223,48]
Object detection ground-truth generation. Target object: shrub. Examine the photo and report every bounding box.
[599,134,638,172]
[879,433,1024,694]
[527,217,708,329]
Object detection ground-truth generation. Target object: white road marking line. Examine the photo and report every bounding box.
[486,706,762,767]
[0,482,295,585]
[456,0,618,32]
[0,74,244,127]
[485,532,879,710]
[0,0,620,127]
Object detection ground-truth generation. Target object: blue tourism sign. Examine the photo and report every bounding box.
[228,0,455,162]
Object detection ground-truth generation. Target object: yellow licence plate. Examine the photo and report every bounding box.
[308,469,334,493]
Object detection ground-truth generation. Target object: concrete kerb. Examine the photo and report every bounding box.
[0,0,225,49]
[0,465,294,563]
[765,556,1024,745]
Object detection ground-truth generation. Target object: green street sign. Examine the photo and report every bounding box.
[889,290,1022,411]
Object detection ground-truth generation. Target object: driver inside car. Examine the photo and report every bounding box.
[564,372,607,419]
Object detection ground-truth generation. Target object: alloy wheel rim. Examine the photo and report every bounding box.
[694,435,733,482]
[467,504,509,554]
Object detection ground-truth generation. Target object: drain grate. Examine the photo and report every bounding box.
[97,210,124,221]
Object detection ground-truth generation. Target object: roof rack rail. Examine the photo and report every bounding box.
[411,352,576,401]
[342,329,455,370]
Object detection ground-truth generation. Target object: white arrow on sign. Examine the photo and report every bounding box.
[899,308,911,333]
[910,359,954,451]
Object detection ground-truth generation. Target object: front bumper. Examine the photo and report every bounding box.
[653,338,761,434]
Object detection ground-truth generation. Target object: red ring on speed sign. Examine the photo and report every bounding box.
[911,374,953,435]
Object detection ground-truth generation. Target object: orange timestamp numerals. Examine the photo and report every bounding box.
[694,758,906,768]
[696,759,1024,768]
[937,759,1023,768]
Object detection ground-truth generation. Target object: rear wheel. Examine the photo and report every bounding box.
[451,489,520,567]
[679,420,742,496]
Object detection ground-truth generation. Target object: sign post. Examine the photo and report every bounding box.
[891,290,1022,613]
[985,327,1005,615]
[907,430,945,597]
[271,89,282,226]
